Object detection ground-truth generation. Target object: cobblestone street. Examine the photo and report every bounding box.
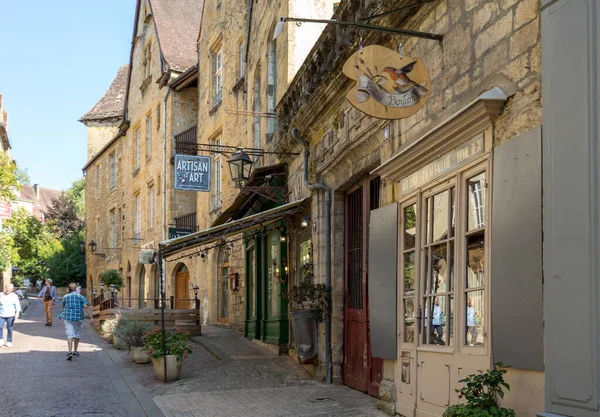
[2,297,387,417]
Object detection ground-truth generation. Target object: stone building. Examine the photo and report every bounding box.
[271,0,543,415]
[82,0,202,307]
[160,0,339,344]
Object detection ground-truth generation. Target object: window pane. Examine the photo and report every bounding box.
[466,232,485,288]
[426,244,447,294]
[466,290,484,346]
[269,232,280,317]
[432,190,449,242]
[424,296,447,345]
[403,298,415,343]
[404,251,415,294]
[467,172,486,230]
[404,204,416,249]
[449,242,455,291]
[450,187,456,237]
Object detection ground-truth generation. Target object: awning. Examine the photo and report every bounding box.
[159,197,310,257]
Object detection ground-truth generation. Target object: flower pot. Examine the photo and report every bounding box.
[152,355,182,382]
[130,346,149,364]
[290,310,318,364]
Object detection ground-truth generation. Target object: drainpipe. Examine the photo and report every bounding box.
[292,127,333,384]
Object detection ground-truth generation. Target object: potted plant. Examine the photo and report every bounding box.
[100,313,123,345]
[286,262,327,364]
[114,320,154,364]
[443,362,515,417]
[142,328,193,382]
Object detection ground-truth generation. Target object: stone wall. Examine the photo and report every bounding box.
[85,121,120,161]
[272,0,542,403]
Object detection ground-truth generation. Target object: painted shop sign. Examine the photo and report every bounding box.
[174,154,211,192]
[400,135,484,195]
[342,45,431,119]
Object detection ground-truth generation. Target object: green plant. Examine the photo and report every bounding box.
[142,328,193,363]
[443,362,515,417]
[99,269,123,290]
[114,320,154,348]
[286,263,328,322]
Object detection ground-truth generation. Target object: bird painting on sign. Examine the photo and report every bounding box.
[342,45,431,119]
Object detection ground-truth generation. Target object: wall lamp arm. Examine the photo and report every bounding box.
[273,16,443,42]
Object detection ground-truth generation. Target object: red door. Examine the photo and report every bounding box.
[344,178,383,396]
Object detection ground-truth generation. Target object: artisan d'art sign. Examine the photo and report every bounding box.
[174,154,211,192]
[342,45,431,119]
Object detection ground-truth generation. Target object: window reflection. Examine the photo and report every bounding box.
[404,252,415,293]
[466,233,485,288]
[466,290,484,346]
[467,173,485,231]
[404,204,416,249]
[424,296,447,345]
[404,299,415,343]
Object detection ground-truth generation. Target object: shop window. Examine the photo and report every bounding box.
[399,165,487,350]
[266,39,277,141]
[268,230,281,317]
[210,136,222,211]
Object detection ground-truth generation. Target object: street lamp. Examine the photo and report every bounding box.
[88,240,97,253]
[110,283,116,298]
[301,216,311,228]
[92,288,97,298]
[227,149,253,186]
[79,241,86,255]
[193,285,199,299]
[99,282,105,297]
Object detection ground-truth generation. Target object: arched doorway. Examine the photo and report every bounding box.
[174,263,189,309]
[217,247,229,323]
[138,266,146,308]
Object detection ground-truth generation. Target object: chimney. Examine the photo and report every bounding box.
[34,184,40,200]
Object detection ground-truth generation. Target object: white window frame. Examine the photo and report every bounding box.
[134,193,141,237]
[149,184,155,229]
[135,130,141,169]
[109,209,116,248]
[146,115,152,161]
[266,39,277,139]
[212,47,223,105]
[144,43,152,79]
[238,40,245,79]
[109,152,116,189]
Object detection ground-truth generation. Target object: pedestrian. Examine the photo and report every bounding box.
[75,283,81,295]
[0,283,22,347]
[58,282,93,360]
[37,278,57,326]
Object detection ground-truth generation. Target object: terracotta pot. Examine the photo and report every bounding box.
[152,355,182,382]
[130,346,149,364]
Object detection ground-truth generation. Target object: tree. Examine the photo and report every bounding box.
[65,177,85,219]
[0,152,20,201]
[43,231,86,288]
[45,193,84,239]
[5,207,52,279]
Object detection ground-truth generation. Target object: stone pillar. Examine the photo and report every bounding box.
[540,1,600,416]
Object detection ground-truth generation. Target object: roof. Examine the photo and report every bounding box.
[149,0,203,72]
[160,197,310,257]
[17,185,63,221]
[79,65,129,123]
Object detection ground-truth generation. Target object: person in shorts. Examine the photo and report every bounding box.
[59,283,93,360]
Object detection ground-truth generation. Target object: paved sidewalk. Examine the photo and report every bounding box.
[111,325,387,417]
[0,298,154,417]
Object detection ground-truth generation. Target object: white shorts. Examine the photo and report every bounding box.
[64,320,83,339]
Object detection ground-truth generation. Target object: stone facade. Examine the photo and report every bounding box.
[271,0,542,414]
[184,0,338,331]
[83,0,202,309]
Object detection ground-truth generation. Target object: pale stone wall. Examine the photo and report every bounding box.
[85,0,198,306]
[85,121,120,161]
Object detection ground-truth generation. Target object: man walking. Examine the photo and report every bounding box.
[37,279,57,326]
[60,283,93,360]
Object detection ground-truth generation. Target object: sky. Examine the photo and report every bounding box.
[0,1,136,191]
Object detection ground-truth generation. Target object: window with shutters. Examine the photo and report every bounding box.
[266,39,277,141]
[146,114,152,160]
[211,43,223,107]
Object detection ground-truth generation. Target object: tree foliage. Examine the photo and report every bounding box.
[5,207,51,279]
[100,269,124,290]
[65,177,85,219]
[0,152,20,201]
[45,193,84,239]
[43,231,86,287]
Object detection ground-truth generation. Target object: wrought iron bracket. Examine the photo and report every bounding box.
[237,185,288,202]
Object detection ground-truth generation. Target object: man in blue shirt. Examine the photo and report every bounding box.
[60,283,93,360]
[37,279,57,326]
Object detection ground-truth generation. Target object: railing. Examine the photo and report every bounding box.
[92,296,202,336]
[174,125,197,154]
[174,212,198,232]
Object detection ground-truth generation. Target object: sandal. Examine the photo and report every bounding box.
[66,352,73,361]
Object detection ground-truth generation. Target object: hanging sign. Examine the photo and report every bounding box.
[174,154,211,191]
[342,45,431,119]
[0,201,11,219]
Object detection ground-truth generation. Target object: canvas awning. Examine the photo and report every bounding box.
[159,197,310,257]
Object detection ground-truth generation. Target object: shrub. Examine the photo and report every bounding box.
[99,269,123,290]
[114,320,154,348]
[443,362,515,417]
[285,262,328,322]
[142,328,193,364]
[100,313,123,338]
